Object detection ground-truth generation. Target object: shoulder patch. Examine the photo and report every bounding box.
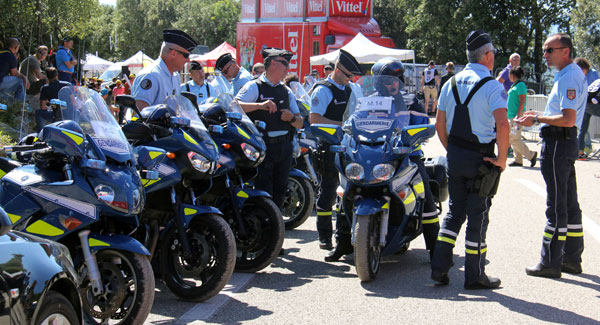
[312,96,319,106]
[567,88,576,100]
[141,79,152,90]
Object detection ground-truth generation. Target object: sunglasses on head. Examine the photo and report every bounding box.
[170,48,190,59]
[272,59,289,68]
[543,47,568,54]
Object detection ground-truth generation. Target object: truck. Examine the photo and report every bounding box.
[237,0,395,80]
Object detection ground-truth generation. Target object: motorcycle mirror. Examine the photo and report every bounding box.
[226,112,242,121]
[209,125,224,134]
[330,145,346,153]
[170,116,191,127]
[85,134,107,162]
[81,158,107,171]
[141,170,160,180]
[0,207,13,236]
[255,120,266,130]
[134,146,166,169]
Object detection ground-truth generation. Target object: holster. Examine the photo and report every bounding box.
[467,162,502,198]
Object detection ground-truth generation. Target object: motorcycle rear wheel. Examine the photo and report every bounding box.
[354,214,382,282]
[233,197,284,273]
[282,176,315,230]
[159,214,236,302]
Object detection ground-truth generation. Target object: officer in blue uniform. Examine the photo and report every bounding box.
[180,61,215,106]
[131,29,197,110]
[215,53,253,96]
[517,33,587,278]
[431,30,509,289]
[236,48,304,208]
[309,49,362,260]
[370,57,440,260]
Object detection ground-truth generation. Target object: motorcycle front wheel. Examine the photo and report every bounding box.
[281,176,315,230]
[159,214,236,302]
[81,250,155,324]
[233,197,284,273]
[354,214,382,282]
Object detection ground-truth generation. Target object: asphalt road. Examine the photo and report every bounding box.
[146,129,600,324]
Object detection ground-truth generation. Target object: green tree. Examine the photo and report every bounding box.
[88,5,117,61]
[571,0,600,69]
[174,0,240,48]
[373,0,413,49]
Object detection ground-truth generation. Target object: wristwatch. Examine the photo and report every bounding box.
[290,116,297,124]
[533,115,539,125]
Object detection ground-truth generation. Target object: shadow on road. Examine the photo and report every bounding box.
[205,298,273,324]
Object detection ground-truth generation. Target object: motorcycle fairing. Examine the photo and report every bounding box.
[38,125,84,158]
[288,168,311,181]
[309,124,344,145]
[87,232,151,256]
[177,203,223,228]
[231,187,272,209]
[141,159,181,192]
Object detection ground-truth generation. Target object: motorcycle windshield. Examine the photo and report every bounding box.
[344,75,410,138]
[289,81,311,116]
[217,93,262,136]
[58,86,134,162]
[210,73,233,96]
[164,95,213,144]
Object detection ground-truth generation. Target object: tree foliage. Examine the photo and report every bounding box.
[571,0,600,69]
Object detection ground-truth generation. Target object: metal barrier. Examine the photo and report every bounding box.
[521,94,548,141]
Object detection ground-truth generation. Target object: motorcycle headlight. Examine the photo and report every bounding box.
[240,143,260,162]
[373,163,395,182]
[345,163,365,181]
[187,151,212,173]
[132,189,142,211]
[94,184,115,205]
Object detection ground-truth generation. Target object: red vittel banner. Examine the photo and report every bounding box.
[329,0,370,17]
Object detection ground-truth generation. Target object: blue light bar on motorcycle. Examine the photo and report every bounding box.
[49,99,67,107]
[0,103,6,112]
[170,116,191,127]
[226,112,242,120]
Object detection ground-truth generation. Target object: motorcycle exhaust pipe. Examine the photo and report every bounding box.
[78,230,104,295]
[379,196,391,247]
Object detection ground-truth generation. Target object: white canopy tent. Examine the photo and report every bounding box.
[100,51,155,82]
[82,54,113,73]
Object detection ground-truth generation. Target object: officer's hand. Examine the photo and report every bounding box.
[262,100,277,113]
[280,109,293,121]
[483,157,506,172]
[515,114,534,127]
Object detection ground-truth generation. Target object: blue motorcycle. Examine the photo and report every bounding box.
[0,87,159,323]
[310,75,440,281]
[118,94,236,302]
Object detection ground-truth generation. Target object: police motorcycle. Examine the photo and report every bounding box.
[277,81,316,230]
[310,74,441,281]
[116,94,236,302]
[197,94,285,273]
[0,86,157,323]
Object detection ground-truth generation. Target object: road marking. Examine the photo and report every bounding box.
[517,178,600,243]
[176,273,255,323]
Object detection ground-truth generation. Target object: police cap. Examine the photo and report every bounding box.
[215,53,234,71]
[261,47,293,62]
[466,30,492,51]
[324,63,334,71]
[337,49,361,75]
[190,61,203,70]
[163,29,197,52]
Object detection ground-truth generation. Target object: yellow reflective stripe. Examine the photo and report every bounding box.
[89,238,110,247]
[149,151,163,159]
[567,232,584,237]
[237,191,249,198]
[422,217,439,224]
[26,220,64,236]
[465,247,488,255]
[382,202,389,209]
[183,130,199,145]
[558,236,566,241]
[0,169,5,178]
[437,236,455,245]
[317,211,332,216]
[237,126,250,140]
[7,213,21,223]
[318,127,336,135]
[413,182,424,194]
[544,232,553,239]
[302,102,310,112]
[184,208,197,216]
[62,130,83,145]
[142,178,161,187]
[403,192,415,205]
[407,127,426,136]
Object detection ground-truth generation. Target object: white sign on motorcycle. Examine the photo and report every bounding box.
[357,96,392,113]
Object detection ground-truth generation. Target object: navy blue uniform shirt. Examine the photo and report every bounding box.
[0,49,17,83]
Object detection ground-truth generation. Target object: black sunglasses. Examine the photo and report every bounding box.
[543,47,568,54]
[170,48,190,59]
[272,59,289,68]
[338,67,354,78]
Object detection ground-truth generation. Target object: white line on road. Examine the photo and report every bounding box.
[176,272,255,324]
[517,178,600,243]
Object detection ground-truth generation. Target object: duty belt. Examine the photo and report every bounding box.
[540,126,577,141]
[448,135,495,155]
[263,133,291,144]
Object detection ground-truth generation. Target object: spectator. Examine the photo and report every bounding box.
[56,36,78,85]
[574,57,599,159]
[180,61,216,106]
[19,45,49,107]
[113,80,125,101]
[323,62,334,77]
[0,37,28,103]
[497,53,520,92]
[439,62,455,90]
[252,62,265,77]
[38,67,70,131]
[507,66,537,167]
[421,60,440,115]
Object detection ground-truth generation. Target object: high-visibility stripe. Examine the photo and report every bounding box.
[26,220,64,236]
[544,232,553,239]
[236,126,251,140]
[0,169,5,178]
[407,127,426,136]
[149,151,163,159]
[317,211,332,216]
[382,202,389,209]
[236,191,249,198]
[439,229,458,237]
[558,236,566,241]
[403,192,415,205]
[567,224,583,229]
[62,130,83,145]
[318,127,337,135]
[183,130,199,145]
[567,231,584,237]
[465,247,488,255]
[422,217,438,224]
[7,213,21,223]
[184,208,197,215]
[437,236,455,245]
[413,182,424,194]
[89,238,110,247]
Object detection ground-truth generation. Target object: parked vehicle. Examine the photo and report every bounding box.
[0,206,83,324]
[0,87,156,323]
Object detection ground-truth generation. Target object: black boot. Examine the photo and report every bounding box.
[324,235,353,262]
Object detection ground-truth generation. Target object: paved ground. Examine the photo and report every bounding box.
[146,129,600,324]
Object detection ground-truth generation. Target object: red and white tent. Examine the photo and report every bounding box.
[190,42,236,70]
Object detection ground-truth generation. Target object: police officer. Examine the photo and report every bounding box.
[431,30,509,289]
[370,57,440,259]
[131,29,197,109]
[236,48,304,209]
[309,49,361,259]
[517,33,587,278]
[180,61,215,106]
[215,53,253,96]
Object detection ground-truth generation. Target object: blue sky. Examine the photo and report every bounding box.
[99,0,116,6]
